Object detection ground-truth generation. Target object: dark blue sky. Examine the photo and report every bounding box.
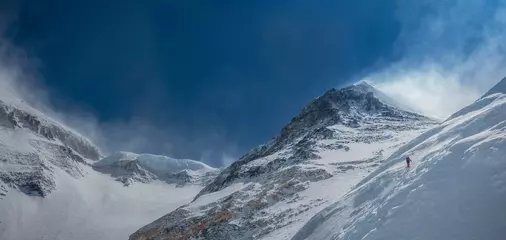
[5,0,406,166]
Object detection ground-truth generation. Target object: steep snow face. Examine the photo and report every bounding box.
[93,151,219,186]
[0,100,101,197]
[292,85,506,240]
[129,83,438,240]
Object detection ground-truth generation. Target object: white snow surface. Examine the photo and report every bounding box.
[0,165,201,240]
[292,92,506,240]
[259,124,429,240]
[96,151,217,175]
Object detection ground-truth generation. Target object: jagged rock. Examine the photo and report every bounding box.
[0,169,55,197]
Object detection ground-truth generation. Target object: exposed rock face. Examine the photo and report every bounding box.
[129,83,438,240]
[0,100,102,197]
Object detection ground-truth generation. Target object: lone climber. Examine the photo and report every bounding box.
[406,156,412,168]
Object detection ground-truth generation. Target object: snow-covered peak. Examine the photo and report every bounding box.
[194,83,432,198]
[309,81,421,119]
[292,79,506,240]
[129,83,437,240]
[0,98,102,197]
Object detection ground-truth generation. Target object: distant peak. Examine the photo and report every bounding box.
[346,80,378,95]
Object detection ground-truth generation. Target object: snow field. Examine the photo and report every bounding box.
[0,165,201,240]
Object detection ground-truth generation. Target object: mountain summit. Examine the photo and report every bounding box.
[129,82,437,240]
[292,77,506,240]
[194,82,430,199]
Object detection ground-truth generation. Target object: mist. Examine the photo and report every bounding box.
[367,0,506,119]
[0,36,237,168]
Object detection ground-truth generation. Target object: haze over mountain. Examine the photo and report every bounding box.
[4,0,506,166]
[1,0,506,239]
[0,89,219,240]
[2,68,506,240]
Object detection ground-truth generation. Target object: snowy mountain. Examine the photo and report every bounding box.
[129,83,438,240]
[94,151,219,186]
[0,99,217,240]
[291,77,506,240]
[0,99,101,197]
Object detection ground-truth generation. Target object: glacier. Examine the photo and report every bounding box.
[93,151,219,186]
[95,151,216,175]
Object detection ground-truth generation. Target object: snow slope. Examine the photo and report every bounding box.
[0,165,201,240]
[129,83,438,240]
[292,78,506,240]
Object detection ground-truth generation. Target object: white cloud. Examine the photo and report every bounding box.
[362,0,506,119]
[370,66,481,119]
